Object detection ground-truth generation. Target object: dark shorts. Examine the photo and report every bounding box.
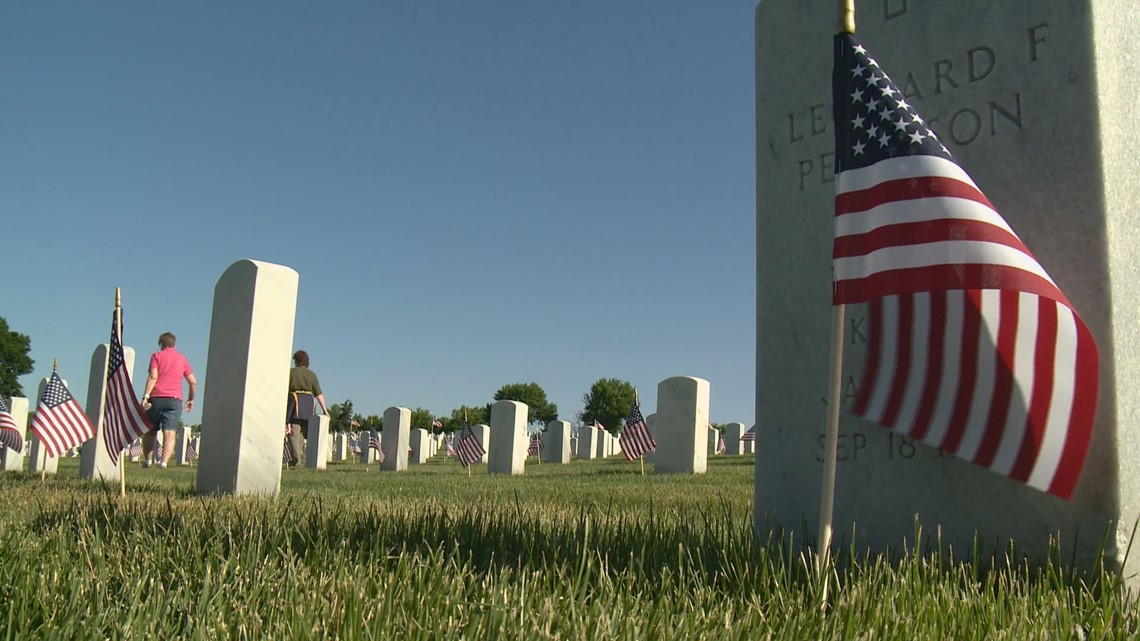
[146,397,182,432]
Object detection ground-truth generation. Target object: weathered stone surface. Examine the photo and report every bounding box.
[654,376,709,474]
[755,0,1140,575]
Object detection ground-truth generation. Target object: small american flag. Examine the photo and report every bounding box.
[103,308,153,465]
[30,370,95,459]
[368,429,381,453]
[444,437,454,457]
[0,397,23,453]
[455,421,485,468]
[716,434,727,455]
[432,418,443,430]
[741,427,756,442]
[619,398,655,461]
[527,432,544,456]
[832,33,1098,498]
[186,440,198,461]
[129,440,143,458]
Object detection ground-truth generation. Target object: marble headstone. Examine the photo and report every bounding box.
[174,425,191,466]
[380,407,410,471]
[723,422,746,456]
[474,424,491,464]
[409,428,429,464]
[305,415,331,470]
[488,401,527,475]
[707,427,721,456]
[543,420,572,464]
[754,0,1140,574]
[577,425,598,460]
[654,376,709,474]
[1,397,28,472]
[195,259,298,497]
[80,343,136,480]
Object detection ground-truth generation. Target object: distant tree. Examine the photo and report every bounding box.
[493,382,557,425]
[580,378,636,434]
[442,405,488,432]
[0,318,34,398]
[359,414,383,431]
[409,407,436,431]
[327,399,355,432]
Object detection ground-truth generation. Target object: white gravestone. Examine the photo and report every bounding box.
[29,377,62,475]
[1,397,28,472]
[380,407,411,471]
[488,401,527,475]
[305,415,331,470]
[654,377,709,474]
[707,427,721,456]
[409,428,430,465]
[543,420,572,464]
[754,0,1140,575]
[334,433,348,461]
[80,343,136,480]
[174,425,191,466]
[570,436,578,458]
[474,424,491,464]
[194,259,298,497]
[577,426,598,460]
[723,423,746,456]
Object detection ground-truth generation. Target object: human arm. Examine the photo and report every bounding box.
[142,366,159,407]
[316,393,328,415]
[184,373,197,412]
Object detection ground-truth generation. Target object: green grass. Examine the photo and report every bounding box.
[0,455,1135,639]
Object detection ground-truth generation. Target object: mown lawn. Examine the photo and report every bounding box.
[0,454,1134,639]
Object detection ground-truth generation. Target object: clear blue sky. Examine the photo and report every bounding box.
[2,1,757,427]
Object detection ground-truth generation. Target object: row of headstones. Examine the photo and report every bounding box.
[573,421,756,462]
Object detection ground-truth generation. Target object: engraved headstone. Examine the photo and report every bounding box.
[80,343,136,480]
[543,420,572,464]
[0,397,28,472]
[194,259,298,497]
[754,0,1140,574]
[305,415,331,470]
[488,400,527,475]
[654,376,709,474]
[380,407,411,471]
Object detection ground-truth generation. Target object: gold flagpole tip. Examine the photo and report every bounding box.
[839,0,856,33]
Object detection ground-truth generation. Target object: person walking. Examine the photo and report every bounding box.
[285,350,328,467]
[141,332,196,468]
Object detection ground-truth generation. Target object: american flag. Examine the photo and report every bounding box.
[444,437,454,457]
[0,397,23,453]
[832,34,1098,499]
[527,432,544,456]
[186,440,198,461]
[283,424,296,465]
[129,440,143,458]
[620,399,655,461]
[741,427,756,442]
[454,421,485,468]
[432,418,443,430]
[30,370,95,459]
[368,429,381,453]
[103,308,153,465]
[716,434,727,455]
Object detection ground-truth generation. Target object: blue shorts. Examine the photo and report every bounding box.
[146,397,182,432]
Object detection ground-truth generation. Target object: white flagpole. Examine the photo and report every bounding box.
[116,287,128,499]
[817,0,857,606]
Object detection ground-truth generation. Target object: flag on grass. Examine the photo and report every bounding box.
[716,434,727,455]
[0,397,23,453]
[455,421,485,468]
[620,398,655,461]
[30,370,95,459]
[103,308,153,465]
[528,432,544,456]
[186,440,198,461]
[832,33,1098,499]
[129,440,142,459]
[368,429,381,453]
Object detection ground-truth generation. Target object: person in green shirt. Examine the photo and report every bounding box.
[285,350,329,467]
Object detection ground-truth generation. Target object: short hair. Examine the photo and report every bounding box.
[159,332,177,348]
[293,350,309,367]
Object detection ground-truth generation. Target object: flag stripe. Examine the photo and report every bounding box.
[835,263,1066,310]
[835,217,1026,261]
[836,174,997,219]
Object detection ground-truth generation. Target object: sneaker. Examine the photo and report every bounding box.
[142,461,151,468]
[158,462,167,469]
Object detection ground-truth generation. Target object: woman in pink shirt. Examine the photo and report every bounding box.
[141,332,197,468]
